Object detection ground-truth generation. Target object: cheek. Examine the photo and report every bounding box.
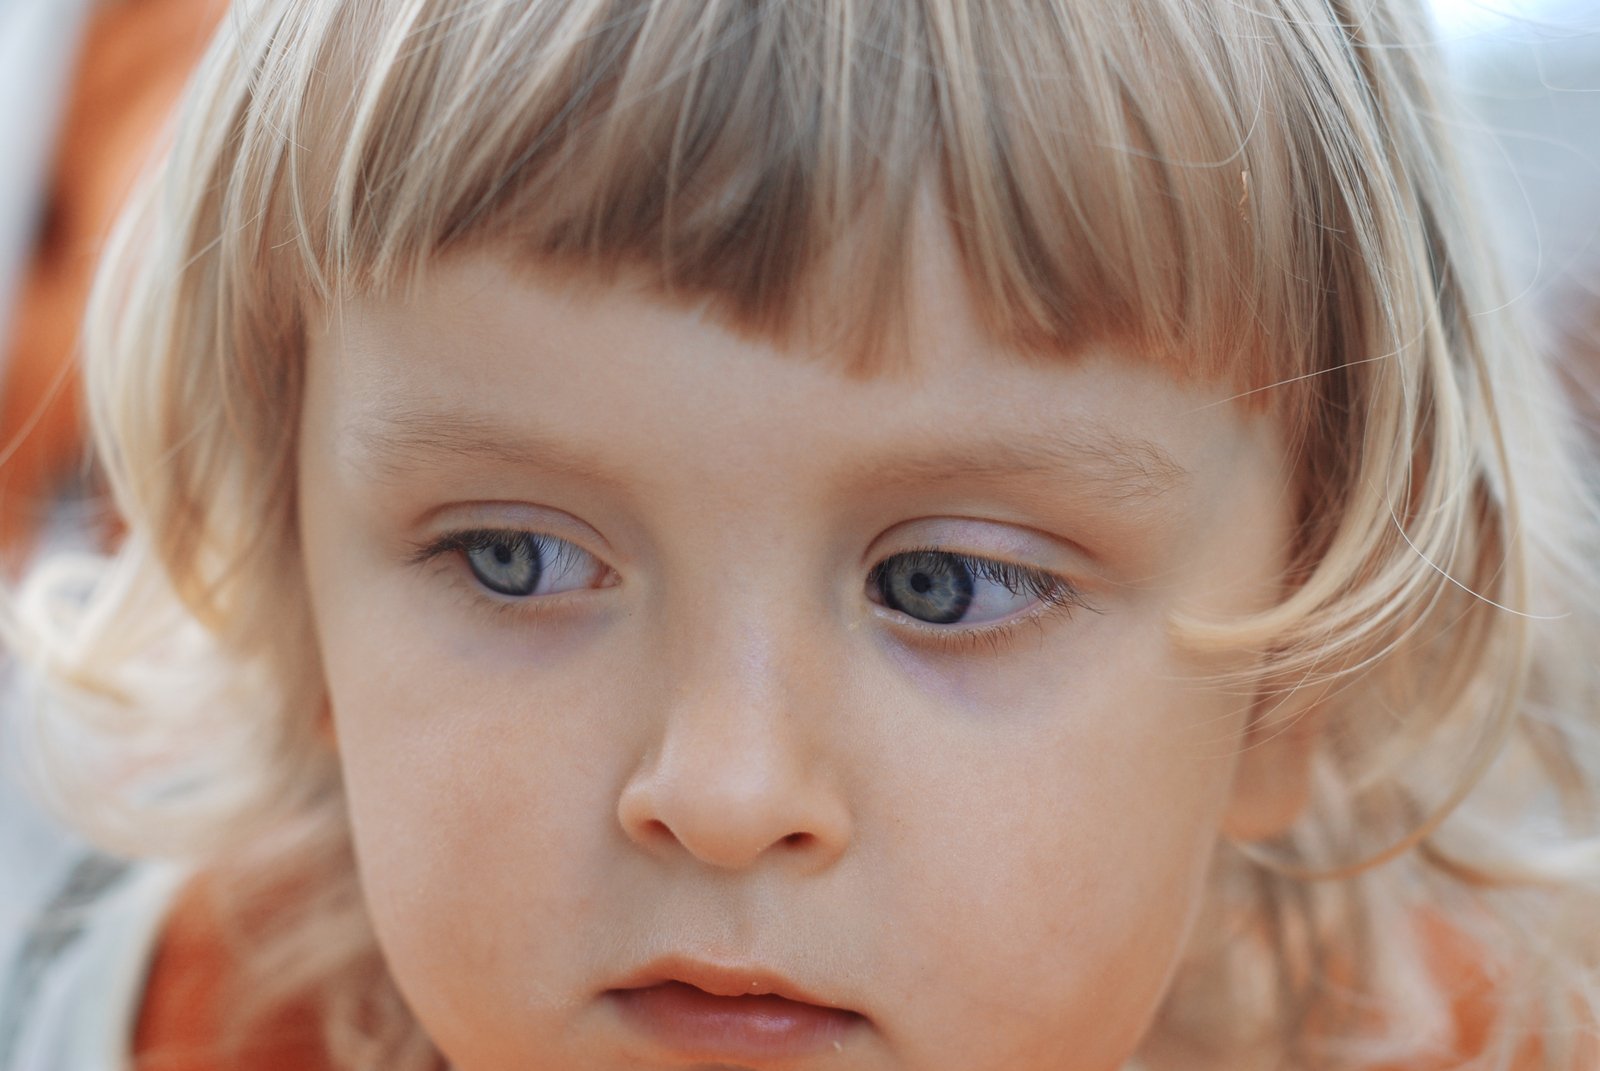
[319,614,628,1063]
[867,620,1243,1068]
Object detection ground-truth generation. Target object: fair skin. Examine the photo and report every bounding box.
[296,225,1310,1070]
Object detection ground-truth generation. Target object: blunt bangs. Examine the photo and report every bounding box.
[212,0,1418,403]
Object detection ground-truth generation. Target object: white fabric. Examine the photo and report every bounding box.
[0,855,185,1071]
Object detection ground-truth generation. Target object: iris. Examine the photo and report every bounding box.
[876,552,976,624]
[465,533,543,596]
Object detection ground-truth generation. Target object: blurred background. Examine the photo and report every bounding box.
[0,0,1596,940]
[0,0,224,569]
[1432,0,1600,421]
[0,0,225,970]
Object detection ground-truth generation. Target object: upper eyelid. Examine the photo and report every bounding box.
[873,546,1084,592]
[412,500,618,555]
[865,518,1084,571]
[411,527,592,564]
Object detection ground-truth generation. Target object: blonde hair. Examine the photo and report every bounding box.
[6,0,1599,1067]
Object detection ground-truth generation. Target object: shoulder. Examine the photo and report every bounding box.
[0,662,188,1071]
[0,848,187,1071]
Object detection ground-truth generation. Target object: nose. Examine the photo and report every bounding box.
[615,620,853,873]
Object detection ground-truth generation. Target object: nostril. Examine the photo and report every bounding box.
[618,769,851,869]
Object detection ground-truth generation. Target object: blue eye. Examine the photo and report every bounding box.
[875,552,974,623]
[868,550,1079,627]
[421,530,609,598]
[464,533,544,595]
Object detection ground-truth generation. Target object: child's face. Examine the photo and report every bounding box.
[296,229,1305,1070]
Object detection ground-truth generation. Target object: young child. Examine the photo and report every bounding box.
[3,0,1598,1068]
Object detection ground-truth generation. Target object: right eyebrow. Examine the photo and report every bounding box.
[343,404,635,489]
[840,430,1189,503]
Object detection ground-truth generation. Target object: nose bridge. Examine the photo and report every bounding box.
[615,532,853,871]
[668,569,797,722]
[660,512,827,720]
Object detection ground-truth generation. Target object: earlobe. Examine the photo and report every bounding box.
[1220,685,1323,843]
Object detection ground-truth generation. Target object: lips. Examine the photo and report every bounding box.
[605,958,867,1062]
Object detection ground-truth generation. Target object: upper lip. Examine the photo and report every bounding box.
[606,955,862,1014]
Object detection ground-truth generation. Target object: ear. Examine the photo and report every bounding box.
[1220,684,1323,842]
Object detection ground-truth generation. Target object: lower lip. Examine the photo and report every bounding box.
[608,982,864,1061]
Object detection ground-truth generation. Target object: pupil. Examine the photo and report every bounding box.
[494,543,513,564]
[910,572,932,594]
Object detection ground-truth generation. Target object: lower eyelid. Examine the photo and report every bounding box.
[876,579,1088,640]
[880,600,1076,656]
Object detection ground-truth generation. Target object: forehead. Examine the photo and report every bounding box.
[306,248,1295,551]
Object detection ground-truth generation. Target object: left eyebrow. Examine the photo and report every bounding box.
[841,430,1189,502]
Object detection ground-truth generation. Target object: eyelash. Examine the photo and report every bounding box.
[408,530,1097,649]
[866,546,1096,656]
[412,529,568,562]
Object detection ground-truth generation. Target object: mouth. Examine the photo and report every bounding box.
[604,958,868,1062]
